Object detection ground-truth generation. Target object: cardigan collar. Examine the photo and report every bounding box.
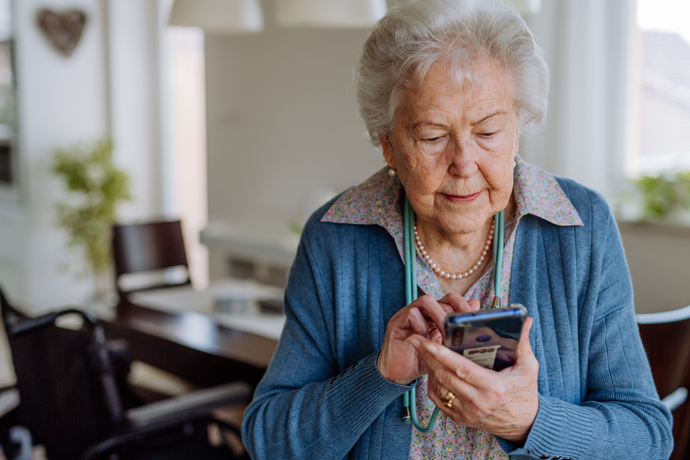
[320,156,583,263]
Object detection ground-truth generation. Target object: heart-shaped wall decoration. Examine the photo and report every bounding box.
[37,9,87,57]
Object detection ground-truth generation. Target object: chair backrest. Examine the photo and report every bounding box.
[112,220,191,301]
[637,305,690,460]
[637,305,690,399]
[1,286,124,460]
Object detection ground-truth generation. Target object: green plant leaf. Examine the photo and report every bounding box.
[53,138,132,277]
[628,170,690,221]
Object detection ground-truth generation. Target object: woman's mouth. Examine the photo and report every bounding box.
[443,191,482,203]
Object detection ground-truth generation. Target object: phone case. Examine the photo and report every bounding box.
[443,304,527,371]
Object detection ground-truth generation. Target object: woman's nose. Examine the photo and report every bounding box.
[447,137,478,178]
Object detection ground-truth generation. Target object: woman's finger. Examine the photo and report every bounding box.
[407,307,431,336]
[438,293,480,314]
[412,339,495,387]
[430,328,442,344]
[516,317,534,360]
[411,295,453,335]
[426,353,528,428]
[429,366,482,403]
[409,337,455,372]
[466,299,481,311]
[427,367,488,423]
[508,317,539,374]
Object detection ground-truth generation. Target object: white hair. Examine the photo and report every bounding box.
[356,0,549,146]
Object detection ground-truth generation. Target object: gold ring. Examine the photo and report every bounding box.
[441,391,455,409]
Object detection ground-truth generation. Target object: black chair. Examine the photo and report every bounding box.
[112,221,192,304]
[637,305,690,460]
[0,285,252,460]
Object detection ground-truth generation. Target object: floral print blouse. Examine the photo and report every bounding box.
[321,156,583,459]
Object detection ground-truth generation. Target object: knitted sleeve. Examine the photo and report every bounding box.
[241,216,412,460]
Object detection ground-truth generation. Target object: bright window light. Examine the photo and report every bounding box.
[630,0,690,176]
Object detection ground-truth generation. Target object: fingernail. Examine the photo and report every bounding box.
[423,342,438,353]
[408,336,421,348]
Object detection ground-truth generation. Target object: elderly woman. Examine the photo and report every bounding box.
[242,0,673,458]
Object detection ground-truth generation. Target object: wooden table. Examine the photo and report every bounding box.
[102,302,279,388]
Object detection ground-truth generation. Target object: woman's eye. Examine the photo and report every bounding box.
[424,136,443,142]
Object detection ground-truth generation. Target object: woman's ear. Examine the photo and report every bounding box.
[380,135,395,169]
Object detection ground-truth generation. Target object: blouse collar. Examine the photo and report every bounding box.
[320,156,583,263]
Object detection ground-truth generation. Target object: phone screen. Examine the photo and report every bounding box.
[443,305,527,371]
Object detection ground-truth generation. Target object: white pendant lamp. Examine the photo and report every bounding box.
[275,0,387,28]
[169,0,264,34]
[508,0,541,16]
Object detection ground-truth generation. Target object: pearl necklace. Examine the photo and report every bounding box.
[414,221,495,280]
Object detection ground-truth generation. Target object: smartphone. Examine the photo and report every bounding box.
[443,304,527,371]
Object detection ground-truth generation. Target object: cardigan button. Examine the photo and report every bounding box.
[539,456,549,459]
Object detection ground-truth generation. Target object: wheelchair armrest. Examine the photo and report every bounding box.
[661,387,688,412]
[125,381,252,429]
[0,387,19,419]
[81,382,253,460]
[9,309,97,336]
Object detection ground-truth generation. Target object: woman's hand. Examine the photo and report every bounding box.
[408,317,539,441]
[377,293,479,385]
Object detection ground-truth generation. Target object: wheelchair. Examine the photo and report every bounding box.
[0,285,252,460]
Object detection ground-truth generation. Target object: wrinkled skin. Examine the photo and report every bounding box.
[377,293,480,385]
[408,319,539,442]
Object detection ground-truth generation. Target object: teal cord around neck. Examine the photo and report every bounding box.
[401,196,504,431]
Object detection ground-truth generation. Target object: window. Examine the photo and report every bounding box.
[627,0,690,176]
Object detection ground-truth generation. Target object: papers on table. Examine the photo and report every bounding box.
[129,279,286,341]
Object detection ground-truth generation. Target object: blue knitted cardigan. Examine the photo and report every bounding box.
[242,175,673,460]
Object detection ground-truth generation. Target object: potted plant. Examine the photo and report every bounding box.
[53,138,132,298]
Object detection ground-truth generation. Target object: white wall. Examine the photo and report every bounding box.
[619,223,690,313]
[205,0,384,230]
[0,0,165,312]
[205,0,633,227]
[7,0,111,309]
[107,0,165,222]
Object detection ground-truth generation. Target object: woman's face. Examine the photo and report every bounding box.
[381,60,519,236]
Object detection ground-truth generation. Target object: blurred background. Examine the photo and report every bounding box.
[0,0,686,306]
[0,0,688,360]
[0,0,688,455]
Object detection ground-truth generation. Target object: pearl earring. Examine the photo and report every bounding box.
[388,168,396,177]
